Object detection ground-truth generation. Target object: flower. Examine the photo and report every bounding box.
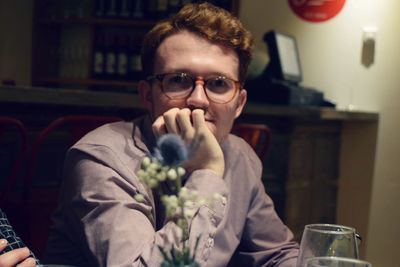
[135,133,213,266]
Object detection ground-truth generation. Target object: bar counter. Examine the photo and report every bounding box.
[0,85,378,122]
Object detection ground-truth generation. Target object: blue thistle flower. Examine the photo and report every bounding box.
[154,134,188,166]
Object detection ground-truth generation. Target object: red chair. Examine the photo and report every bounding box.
[24,115,122,258]
[0,117,28,197]
[231,123,272,161]
[0,117,28,240]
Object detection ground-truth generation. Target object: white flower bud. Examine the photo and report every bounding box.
[213,193,223,201]
[156,171,167,181]
[197,198,207,207]
[148,178,158,188]
[167,168,178,180]
[184,200,195,209]
[134,194,145,202]
[142,157,151,167]
[177,167,186,177]
[179,187,189,199]
[184,209,195,219]
[150,162,161,171]
[137,169,146,179]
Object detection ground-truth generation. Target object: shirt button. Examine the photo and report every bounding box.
[210,217,216,225]
[206,237,214,248]
[221,196,227,205]
[209,230,216,238]
[203,248,211,260]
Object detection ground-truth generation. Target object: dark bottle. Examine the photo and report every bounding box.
[119,0,132,18]
[168,0,180,17]
[146,0,158,19]
[131,0,145,19]
[95,0,107,17]
[180,0,193,7]
[104,35,118,80]
[106,0,119,18]
[128,37,143,81]
[92,34,106,79]
[156,0,168,19]
[116,35,129,80]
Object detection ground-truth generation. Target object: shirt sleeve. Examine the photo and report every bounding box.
[60,146,228,267]
[226,135,299,267]
[235,178,299,267]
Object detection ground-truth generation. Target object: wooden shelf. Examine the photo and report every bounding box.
[0,85,379,122]
[33,77,138,88]
[37,17,156,27]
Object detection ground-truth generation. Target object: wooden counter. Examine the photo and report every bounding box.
[0,85,378,121]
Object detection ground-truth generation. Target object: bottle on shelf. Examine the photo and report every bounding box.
[92,34,106,79]
[131,0,145,19]
[119,0,132,19]
[168,0,180,17]
[156,0,168,19]
[128,37,143,81]
[104,35,118,79]
[95,0,107,18]
[116,35,130,80]
[106,0,118,18]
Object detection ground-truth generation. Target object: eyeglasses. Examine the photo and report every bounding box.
[147,72,242,104]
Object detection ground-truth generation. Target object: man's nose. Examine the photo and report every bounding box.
[186,81,210,108]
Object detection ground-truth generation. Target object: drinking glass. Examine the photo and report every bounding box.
[296,224,359,267]
[305,256,372,267]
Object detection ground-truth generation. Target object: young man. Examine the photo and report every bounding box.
[45,3,299,266]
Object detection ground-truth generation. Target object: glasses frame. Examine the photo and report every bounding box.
[147,72,243,104]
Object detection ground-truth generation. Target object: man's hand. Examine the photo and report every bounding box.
[0,239,36,267]
[152,108,225,177]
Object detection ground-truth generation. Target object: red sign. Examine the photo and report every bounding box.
[288,0,346,23]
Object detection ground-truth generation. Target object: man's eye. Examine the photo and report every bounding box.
[172,76,184,83]
[208,78,230,92]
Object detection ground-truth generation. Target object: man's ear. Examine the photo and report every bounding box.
[138,80,153,111]
[234,89,247,119]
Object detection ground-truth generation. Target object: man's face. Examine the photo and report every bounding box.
[139,31,247,143]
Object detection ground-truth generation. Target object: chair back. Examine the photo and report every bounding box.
[231,123,272,160]
[24,115,122,258]
[0,117,28,241]
[0,117,28,197]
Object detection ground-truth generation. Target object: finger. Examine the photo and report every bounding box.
[152,116,167,138]
[191,109,206,130]
[0,239,7,251]
[163,108,180,134]
[16,257,36,267]
[0,247,30,267]
[176,108,195,141]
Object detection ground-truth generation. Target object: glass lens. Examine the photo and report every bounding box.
[162,73,192,97]
[206,77,237,103]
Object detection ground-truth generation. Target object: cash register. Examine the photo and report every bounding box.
[246,30,334,107]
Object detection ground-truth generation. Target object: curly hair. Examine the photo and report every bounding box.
[141,2,253,82]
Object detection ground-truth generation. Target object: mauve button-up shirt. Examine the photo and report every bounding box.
[44,116,299,267]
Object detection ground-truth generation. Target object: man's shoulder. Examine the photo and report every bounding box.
[224,134,263,172]
[77,120,134,147]
[69,118,147,161]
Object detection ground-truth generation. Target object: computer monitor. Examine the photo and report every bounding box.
[263,31,302,84]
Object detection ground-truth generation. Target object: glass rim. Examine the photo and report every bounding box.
[305,223,356,235]
[305,256,372,265]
